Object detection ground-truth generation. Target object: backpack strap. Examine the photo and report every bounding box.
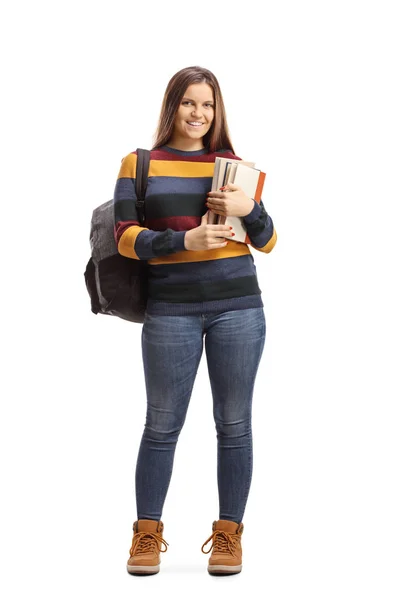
[135,148,151,225]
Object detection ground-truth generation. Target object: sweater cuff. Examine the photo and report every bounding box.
[243,199,261,224]
[172,230,187,252]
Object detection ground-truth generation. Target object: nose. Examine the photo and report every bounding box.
[191,106,203,118]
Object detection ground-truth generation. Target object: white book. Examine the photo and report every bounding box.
[208,157,255,225]
[218,163,267,243]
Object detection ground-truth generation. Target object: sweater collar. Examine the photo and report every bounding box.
[159,145,209,156]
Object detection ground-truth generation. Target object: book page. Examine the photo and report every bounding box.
[208,158,255,225]
[218,164,266,242]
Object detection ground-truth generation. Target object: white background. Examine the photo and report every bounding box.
[1,0,399,598]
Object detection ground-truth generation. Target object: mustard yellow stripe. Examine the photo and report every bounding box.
[267,228,278,252]
[118,225,148,259]
[148,240,251,265]
[117,153,137,179]
[117,153,216,180]
[257,228,277,253]
[149,160,215,178]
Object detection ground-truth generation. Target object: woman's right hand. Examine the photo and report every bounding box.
[184,211,234,251]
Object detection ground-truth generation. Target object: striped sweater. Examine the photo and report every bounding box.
[113,145,277,316]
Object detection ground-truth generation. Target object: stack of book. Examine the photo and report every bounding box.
[207,157,266,243]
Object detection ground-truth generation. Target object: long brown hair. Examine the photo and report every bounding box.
[151,66,236,154]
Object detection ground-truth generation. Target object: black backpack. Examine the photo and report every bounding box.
[84,148,150,323]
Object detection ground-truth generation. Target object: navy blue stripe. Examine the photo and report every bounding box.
[148,275,261,302]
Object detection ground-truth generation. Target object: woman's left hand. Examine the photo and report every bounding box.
[206,183,254,218]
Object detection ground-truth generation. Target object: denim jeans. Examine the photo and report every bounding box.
[136,307,266,524]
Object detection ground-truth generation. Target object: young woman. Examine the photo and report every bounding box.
[113,65,277,576]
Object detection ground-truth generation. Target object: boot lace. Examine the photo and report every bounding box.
[129,531,169,557]
[201,530,240,556]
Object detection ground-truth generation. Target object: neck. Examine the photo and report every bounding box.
[166,136,205,152]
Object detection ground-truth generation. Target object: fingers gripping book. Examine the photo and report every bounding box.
[207,157,267,244]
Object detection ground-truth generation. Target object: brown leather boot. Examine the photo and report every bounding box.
[201,519,244,574]
[126,519,168,575]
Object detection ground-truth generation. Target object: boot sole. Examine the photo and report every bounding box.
[127,564,160,575]
[208,564,242,574]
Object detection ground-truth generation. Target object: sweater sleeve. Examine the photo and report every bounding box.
[113,152,187,260]
[242,198,278,253]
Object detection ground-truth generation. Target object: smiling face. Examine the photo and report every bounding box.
[169,82,215,150]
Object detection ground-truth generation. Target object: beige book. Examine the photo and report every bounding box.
[208,157,255,225]
[218,163,267,243]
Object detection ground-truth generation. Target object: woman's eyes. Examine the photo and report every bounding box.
[182,101,213,108]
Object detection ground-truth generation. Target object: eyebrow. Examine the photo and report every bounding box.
[182,97,214,103]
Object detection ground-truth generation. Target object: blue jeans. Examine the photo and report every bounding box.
[136,307,266,524]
